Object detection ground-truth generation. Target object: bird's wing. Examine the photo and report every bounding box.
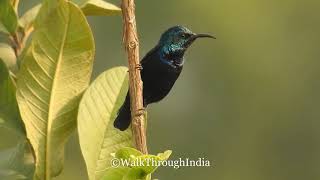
[140,45,159,65]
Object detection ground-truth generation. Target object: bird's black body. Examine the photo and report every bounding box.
[114,26,214,131]
[141,46,183,104]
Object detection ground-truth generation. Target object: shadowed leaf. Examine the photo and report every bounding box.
[0,59,33,180]
[0,138,35,180]
[0,0,18,34]
[0,23,9,34]
[0,59,22,134]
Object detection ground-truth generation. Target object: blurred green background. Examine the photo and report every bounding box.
[16,0,320,179]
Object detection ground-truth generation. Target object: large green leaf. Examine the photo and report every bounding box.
[78,67,133,180]
[0,59,23,134]
[0,0,18,34]
[16,0,95,179]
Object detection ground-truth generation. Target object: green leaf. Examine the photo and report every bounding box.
[0,60,33,179]
[78,66,133,180]
[133,155,161,175]
[102,168,146,180]
[102,167,131,180]
[0,43,18,73]
[102,148,172,180]
[0,23,9,34]
[115,147,143,160]
[113,149,161,180]
[123,168,145,180]
[0,138,35,180]
[0,0,18,34]
[0,169,26,180]
[18,0,121,36]
[0,59,23,135]
[156,150,172,162]
[72,0,88,4]
[16,0,95,179]
[126,149,172,178]
[79,0,121,16]
[19,4,41,32]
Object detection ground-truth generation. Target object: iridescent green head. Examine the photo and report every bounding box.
[158,26,215,66]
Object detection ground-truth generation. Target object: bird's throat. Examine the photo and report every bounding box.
[159,47,185,68]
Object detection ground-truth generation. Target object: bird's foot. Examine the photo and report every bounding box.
[135,63,143,70]
[127,63,143,72]
[135,108,146,117]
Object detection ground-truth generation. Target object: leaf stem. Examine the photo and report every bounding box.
[9,26,33,61]
[121,0,148,154]
[10,33,21,57]
[12,0,20,14]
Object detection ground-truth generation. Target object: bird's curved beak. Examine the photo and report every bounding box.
[185,33,215,47]
[193,33,216,40]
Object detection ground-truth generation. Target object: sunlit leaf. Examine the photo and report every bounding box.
[18,0,121,38]
[80,0,121,16]
[19,4,41,33]
[102,148,172,180]
[16,0,95,179]
[120,148,171,175]
[0,43,17,73]
[133,154,163,175]
[78,67,133,180]
[115,147,143,160]
[102,167,130,180]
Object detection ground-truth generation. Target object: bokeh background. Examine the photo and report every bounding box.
[17,0,320,179]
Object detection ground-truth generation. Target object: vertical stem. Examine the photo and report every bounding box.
[121,0,148,154]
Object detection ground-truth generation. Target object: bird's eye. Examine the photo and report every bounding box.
[180,34,186,38]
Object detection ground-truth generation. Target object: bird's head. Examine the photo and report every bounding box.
[158,26,215,67]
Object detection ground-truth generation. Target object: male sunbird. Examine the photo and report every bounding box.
[114,25,215,131]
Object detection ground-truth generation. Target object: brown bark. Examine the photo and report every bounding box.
[121,0,148,154]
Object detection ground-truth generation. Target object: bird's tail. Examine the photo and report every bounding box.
[114,94,131,131]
